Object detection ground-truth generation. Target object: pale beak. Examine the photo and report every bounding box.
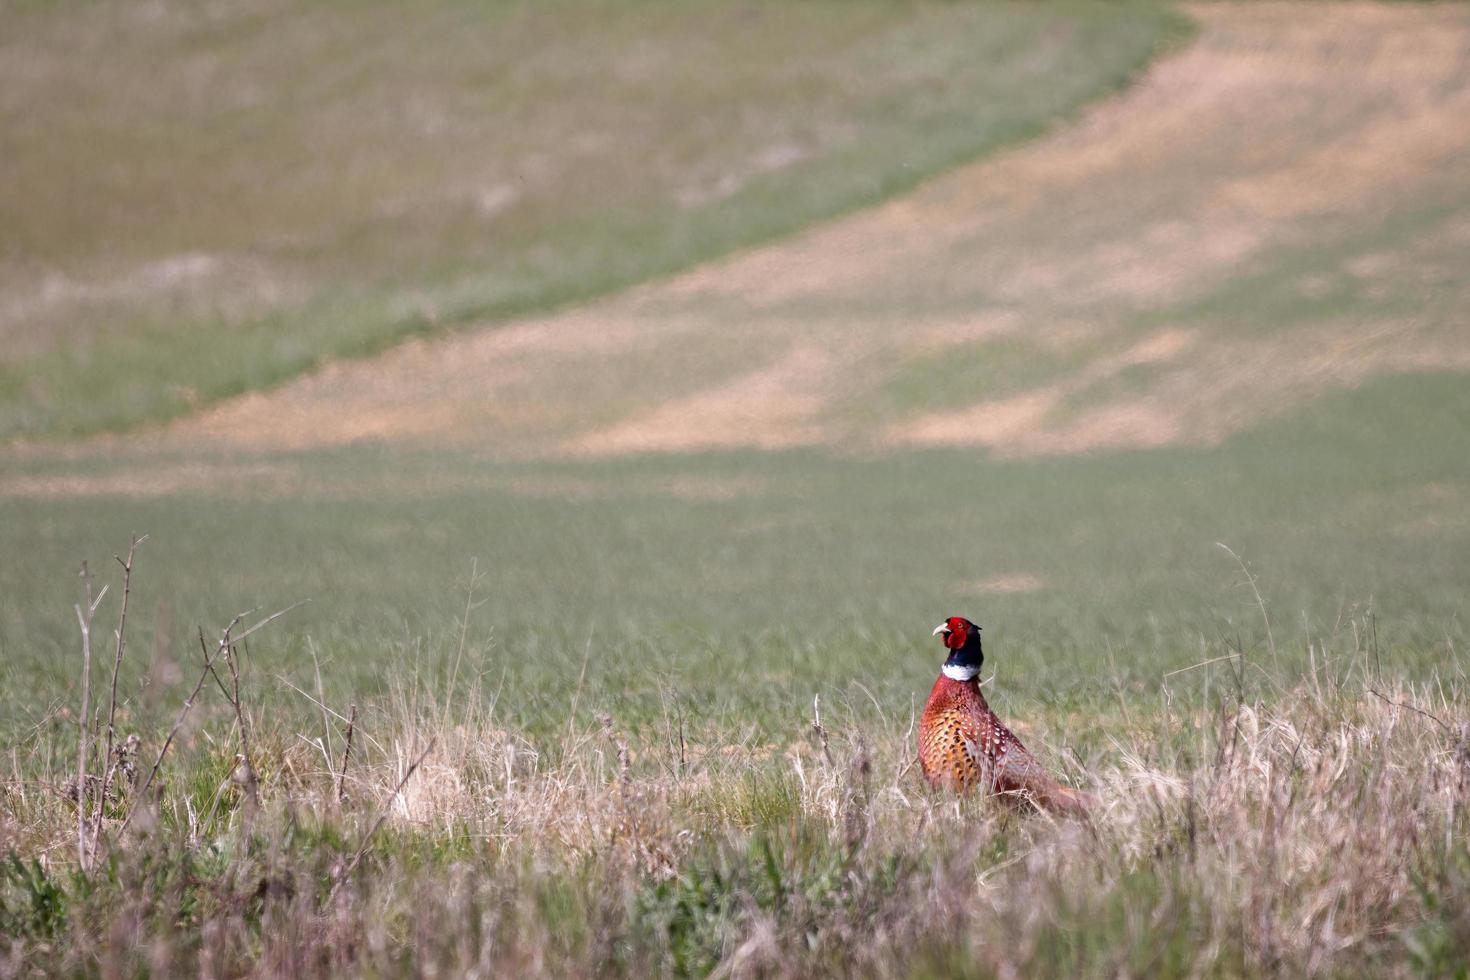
[932,623,951,636]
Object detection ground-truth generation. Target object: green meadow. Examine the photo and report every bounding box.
[0,0,1183,440]
[3,371,1468,740]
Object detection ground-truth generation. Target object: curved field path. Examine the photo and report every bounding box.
[92,3,1470,461]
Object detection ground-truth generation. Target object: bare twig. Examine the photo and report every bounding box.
[812,694,833,767]
[1367,687,1455,736]
[338,704,357,806]
[1164,653,1242,679]
[897,692,918,783]
[330,737,436,902]
[116,628,231,840]
[93,534,146,856]
[230,601,311,647]
[310,642,336,787]
[74,563,108,872]
[206,609,306,824]
[1370,612,1382,684]
[677,705,687,779]
[220,631,260,820]
[274,675,388,758]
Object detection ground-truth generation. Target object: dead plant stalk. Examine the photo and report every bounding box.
[92,534,145,857]
[73,563,108,871]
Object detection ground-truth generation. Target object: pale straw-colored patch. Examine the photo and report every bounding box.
[0,460,298,499]
[565,346,834,456]
[898,319,1470,456]
[952,573,1047,597]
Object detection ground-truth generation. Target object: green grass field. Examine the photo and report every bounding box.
[3,1,1470,976]
[0,0,1183,441]
[3,371,1468,738]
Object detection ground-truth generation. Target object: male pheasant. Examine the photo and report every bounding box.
[918,616,1095,815]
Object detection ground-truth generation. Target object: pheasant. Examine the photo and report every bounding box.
[918,616,1095,815]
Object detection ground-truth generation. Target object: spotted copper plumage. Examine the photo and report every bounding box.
[918,616,1095,814]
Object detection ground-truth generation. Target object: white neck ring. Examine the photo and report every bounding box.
[941,664,979,682]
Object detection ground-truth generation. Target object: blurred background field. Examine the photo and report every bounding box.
[3,1,1470,976]
[0,0,1180,439]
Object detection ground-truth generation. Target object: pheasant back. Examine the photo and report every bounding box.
[919,677,1030,793]
[918,676,1093,814]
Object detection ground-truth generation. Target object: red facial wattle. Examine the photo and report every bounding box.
[934,616,976,651]
[945,621,966,649]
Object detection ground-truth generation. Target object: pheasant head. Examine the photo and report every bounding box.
[933,616,983,682]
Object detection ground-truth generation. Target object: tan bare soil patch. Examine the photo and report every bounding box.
[564,346,833,456]
[0,455,772,502]
[60,2,1470,471]
[652,475,769,501]
[0,461,301,499]
[905,321,1470,456]
[953,574,1047,597]
[500,474,768,502]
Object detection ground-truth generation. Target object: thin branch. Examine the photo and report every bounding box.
[1163,653,1242,679]
[116,629,229,839]
[207,658,235,704]
[93,535,146,854]
[74,562,104,872]
[1367,687,1455,736]
[337,704,357,806]
[1370,611,1382,684]
[812,694,833,767]
[210,605,312,823]
[310,642,336,788]
[677,704,687,779]
[221,631,260,820]
[273,675,387,757]
[231,600,311,647]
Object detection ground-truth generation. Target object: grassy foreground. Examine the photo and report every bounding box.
[3,679,1467,977]
[0,0,1184,441]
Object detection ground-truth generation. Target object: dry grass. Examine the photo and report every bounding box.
[3,589,1467,977]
